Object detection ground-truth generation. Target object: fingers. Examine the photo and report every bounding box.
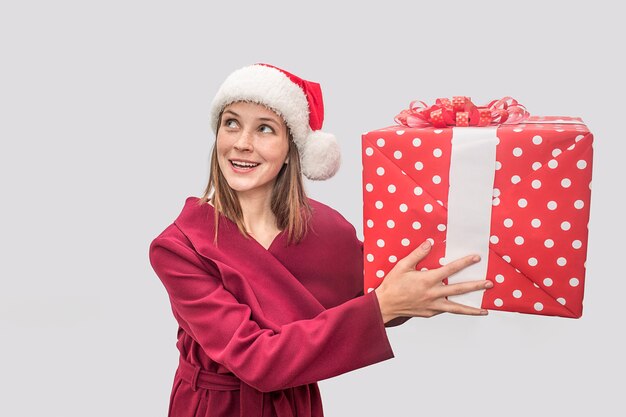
[439,299,488,316]
[391,242,493,318]
[436,279,493,298]
[430,280,492,316]
[396,240,433,270]
[433,254,481,281]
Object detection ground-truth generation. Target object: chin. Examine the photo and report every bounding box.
[223,177,273,196]
[220,170,278,197]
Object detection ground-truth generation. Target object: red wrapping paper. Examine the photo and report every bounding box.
[362,116,593,318]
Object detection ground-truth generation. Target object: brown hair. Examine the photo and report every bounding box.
[198,108,311,245]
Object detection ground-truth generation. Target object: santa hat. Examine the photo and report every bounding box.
[209,63,341,181]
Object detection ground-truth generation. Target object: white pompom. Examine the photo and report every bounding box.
[300,131,341,180]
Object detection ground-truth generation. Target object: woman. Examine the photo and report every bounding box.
[149,63,492,417]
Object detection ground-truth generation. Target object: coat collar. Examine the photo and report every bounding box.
[172,196,326,324]
[173,196,286,254]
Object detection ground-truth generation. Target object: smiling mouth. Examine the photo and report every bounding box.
[230,160,260,170]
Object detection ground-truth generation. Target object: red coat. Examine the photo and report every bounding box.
[149,196,394,417]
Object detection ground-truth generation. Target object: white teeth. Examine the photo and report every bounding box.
[231,160,259,168]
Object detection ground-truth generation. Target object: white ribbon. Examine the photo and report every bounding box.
[445,127,498,308]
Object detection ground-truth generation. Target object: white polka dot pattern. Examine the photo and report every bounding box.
[362,115,593,318]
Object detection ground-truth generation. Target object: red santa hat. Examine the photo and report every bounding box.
[209,63,341,181]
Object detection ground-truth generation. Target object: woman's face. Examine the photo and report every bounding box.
[216,101,290,200]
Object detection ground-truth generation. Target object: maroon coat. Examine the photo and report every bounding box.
[149,196,394,417]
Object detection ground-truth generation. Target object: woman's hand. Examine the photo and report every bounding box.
[374,240,493,323]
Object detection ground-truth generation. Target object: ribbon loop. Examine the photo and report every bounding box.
[394,96,530,128]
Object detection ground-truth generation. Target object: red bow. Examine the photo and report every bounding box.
[394,96,530,128]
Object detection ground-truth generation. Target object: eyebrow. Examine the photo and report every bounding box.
[222,110,281,125]
[222,109,240,117]
[258,117,280,125]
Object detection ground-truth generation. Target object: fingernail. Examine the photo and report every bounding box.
[481,309,489,315]
[472,255,481,262]
[485,281,494,289]
[421,240,431,250]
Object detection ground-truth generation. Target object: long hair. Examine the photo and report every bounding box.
[198,109,311,245]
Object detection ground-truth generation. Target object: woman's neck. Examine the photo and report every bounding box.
[237,189,278,235]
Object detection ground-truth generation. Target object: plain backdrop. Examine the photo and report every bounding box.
[1,1,624,416]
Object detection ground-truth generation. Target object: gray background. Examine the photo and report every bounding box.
[1,1,623,416]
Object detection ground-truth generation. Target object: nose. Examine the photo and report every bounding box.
[233,129,254,152]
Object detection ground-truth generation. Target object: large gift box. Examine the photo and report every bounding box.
[362,97,593,318]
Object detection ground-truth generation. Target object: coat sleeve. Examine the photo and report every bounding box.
[149,234,395,393]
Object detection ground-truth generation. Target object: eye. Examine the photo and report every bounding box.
[223,118,238,128]
[259,124,275,134]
